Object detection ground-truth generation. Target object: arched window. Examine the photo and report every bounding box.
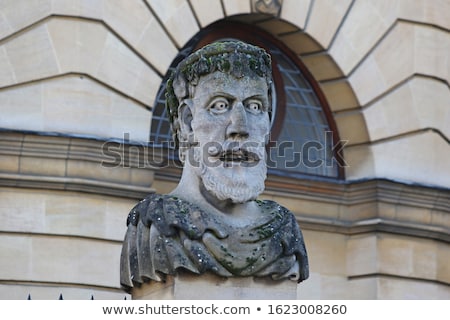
[150,21,343,179]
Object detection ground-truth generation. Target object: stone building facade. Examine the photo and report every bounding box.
[0,0,448,299]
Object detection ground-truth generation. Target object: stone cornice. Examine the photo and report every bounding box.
[264,175,449,211]
[0,173,153,199]
[0,131,157,198]
[297,216,450,243]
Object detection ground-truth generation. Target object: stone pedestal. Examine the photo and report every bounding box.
[131,272,298,300]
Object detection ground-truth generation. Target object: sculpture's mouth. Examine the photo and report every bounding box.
[206,144,263,167]
[218,149,260,164]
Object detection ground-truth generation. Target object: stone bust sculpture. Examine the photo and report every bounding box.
[120,41,308,290]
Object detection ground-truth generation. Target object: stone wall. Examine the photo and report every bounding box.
[0,0,448,299]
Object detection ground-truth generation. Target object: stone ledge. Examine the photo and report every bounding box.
[0,173,153,199]
[299,218,450,243]
[348,273,450,290]
[347,274,450,299]
[0,131,158,198]
[263,175,449,211]
[0,131,165,167]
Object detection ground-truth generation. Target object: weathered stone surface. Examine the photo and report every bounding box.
[120,194,308,288]
[120,41,309,294]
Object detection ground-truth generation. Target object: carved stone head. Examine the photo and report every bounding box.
[166,41,274,203]
[166,41,273,153]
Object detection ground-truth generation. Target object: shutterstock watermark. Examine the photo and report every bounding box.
[267,131,348,169]
[101,132,348,169]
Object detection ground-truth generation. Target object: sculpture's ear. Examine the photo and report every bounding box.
[178,99,194,136]
[177,99,195,162]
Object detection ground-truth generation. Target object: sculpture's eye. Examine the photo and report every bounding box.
[246,100,262,114]
[209,98,229,114]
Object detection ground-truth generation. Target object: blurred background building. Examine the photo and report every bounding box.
[0,0,448,299]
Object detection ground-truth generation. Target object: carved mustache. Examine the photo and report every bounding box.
[207,142,264,163]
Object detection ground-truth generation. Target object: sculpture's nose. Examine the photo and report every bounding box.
[226,102,249,139]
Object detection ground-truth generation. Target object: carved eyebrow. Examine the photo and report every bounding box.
[244,94,265,101]
[211,92,235,100]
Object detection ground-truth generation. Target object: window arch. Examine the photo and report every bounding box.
[150,21,343,179]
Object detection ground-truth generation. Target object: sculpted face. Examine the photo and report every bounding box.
[184,71,271,203]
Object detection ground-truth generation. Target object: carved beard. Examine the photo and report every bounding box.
[193,147,267,203]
